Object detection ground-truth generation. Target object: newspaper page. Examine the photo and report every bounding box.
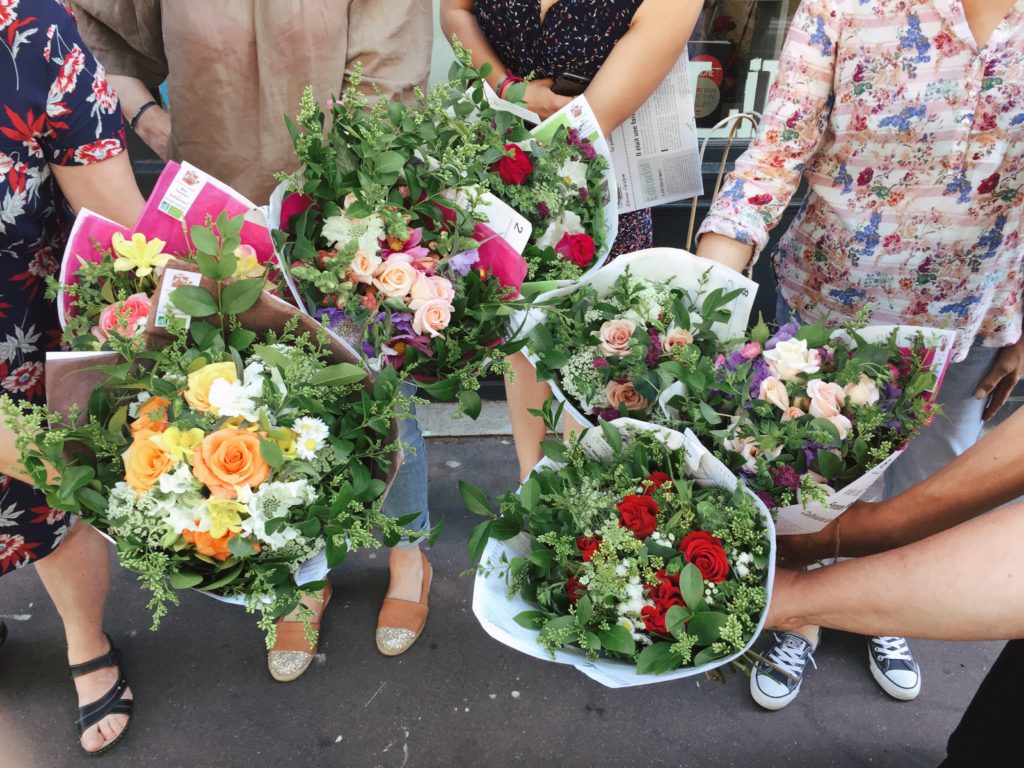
[606,51,703,214]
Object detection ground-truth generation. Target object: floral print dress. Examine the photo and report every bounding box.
[0,0,126,575]
[475,0,652,256]
[699,0,1024,362]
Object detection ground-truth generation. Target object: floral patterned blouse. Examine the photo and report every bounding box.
[0,0,125,574]
[699,0,1024,362]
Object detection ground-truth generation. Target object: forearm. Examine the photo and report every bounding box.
[771,503,1024,640]
[108,74,170,159]
[440,3,507,91]
[694,232,754,272]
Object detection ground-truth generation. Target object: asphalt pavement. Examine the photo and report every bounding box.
[0,436,1001,768]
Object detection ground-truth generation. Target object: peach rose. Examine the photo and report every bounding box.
[409,273,456,307]
[597,319,636,357]
[844,373,880,407]
[93,293,150,341]
[130,396,171,437]
[806,379,847,419]
[191,428,271,499]
[827,413,853,440]
[181,528,235,562]
[412,299,453,338]
[123,435,174,495]
[348,249,382,284]
[373,256,419,298]
[184,362,237,414]
[723,434,783,473]
[662,327,694,352]
[781,406,806,422]
[605,380,650,412]
[758,376,790,411]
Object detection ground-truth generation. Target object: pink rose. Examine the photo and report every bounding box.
[598,319,636,357]
[412,299,453,337]
[740,342,762,359]
[781,406,805,422]
[662,328,694,352]
[373,256,419,298]
[806,379,847,419]
[409,273,455,308]
[349,250,382,284]
[758,376,790,411]
[93,293,151,341]
[605,379,650,412]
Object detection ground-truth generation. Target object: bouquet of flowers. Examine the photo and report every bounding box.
[522,248,757,427]
[467,417,774,687]
[272,73,529,415]
[1,222,407,641]
[660,315,956,534]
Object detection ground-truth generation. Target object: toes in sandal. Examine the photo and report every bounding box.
[376,551,432,657]
[268,583,333,682]
[70,634,134,756]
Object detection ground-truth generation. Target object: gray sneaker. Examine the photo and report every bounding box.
[750,632,817,711]
[868,636,921,700]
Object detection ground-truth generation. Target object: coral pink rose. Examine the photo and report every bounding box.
[93,293,151,341]
[597,318,636,357]
[806,379,846,419]
[373,256,419,298]
[662,328,694,352]
[412,299,453,337]
[758,376,790,411]
[605,380,650,412]
[349,249,382,284]
[409,273,455,307]
[781,406,805,422]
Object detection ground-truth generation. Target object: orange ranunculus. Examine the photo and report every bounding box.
[130,396,171,437]
[191,428,271,499]
[182,528,235,561]
[122,435,174,494]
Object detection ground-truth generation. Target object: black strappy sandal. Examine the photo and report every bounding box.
[69,634,134,756]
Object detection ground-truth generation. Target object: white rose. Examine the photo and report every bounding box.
[763,338,821,381]
[828,413,853,440]
[536,210,584,250]
[844,373,880,407]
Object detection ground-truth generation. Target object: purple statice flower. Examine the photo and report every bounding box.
[645,328,662,367]
[766,321,799,350]
[884,418,902,430]
[770,465,801,491]
[595,406,621,422]
[578,187,590,202]
[755,490,778,509]
[449,249,480,277]
[580,143,597,161]
[593,357,610,368]
[748,357,772,399]
[802,440,822,467]
[725,350,747,370]
[362,340,377,358]
[536,201,551,219]
[878,381,903,413]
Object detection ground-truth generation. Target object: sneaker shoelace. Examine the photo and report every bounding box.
[766,633,817,678]
[872,636,913,662]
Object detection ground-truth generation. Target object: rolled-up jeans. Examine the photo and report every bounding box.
[381,381,430,546]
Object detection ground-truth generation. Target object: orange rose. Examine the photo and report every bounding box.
[123,435,174,494]
[130,396,171,437]
[192,428,271,499]
[182,528,235,561]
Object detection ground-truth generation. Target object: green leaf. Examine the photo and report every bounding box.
[198,563,245,591]
[540,439,568,464]
[107,405,128,435]
[527,547,554,569]
[636,642,680,675]
[598,625,635,655]
[57,466,95,504]
[374,151,406,175]
[665,605,693,637]
[574,594,593,625]
[170,286,218,317]
[467,519,492,562]
[458,389,482,420]
[254,344,292,370]
[809,417,842,445]
[519,477,540,511]
[699,401,722,426]
[687,611,729,646]
[190,225,220,257]
[228,328,257,351]
[190,321,221,348]
[226,536,257,558]
[750,313,771,345]
[194,249,220,280]
[259,438,284,470]
[693,646,729,667]
[74,487,107,516]
[513,610,548,630]
[816,449,845,479]
[679,563,704,609]
[309,362,367,387]
[220,278,265,315]
[458,480,492,516]
[599,419,623,454]
[168,571,204,590]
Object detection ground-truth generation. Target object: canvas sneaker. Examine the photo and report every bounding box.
[868,636,921,700]
[750,632,817,711]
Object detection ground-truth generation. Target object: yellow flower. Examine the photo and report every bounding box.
[273,427,298,459]
[155,426,205,464]
[207,498,245,539]
[111,232,172,278]
[233,244,265,279]
[184,361,237,413]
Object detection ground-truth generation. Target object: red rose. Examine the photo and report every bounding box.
[643,472,672,495]
[491,143,534,185]
[678,531,730,583]
[977,172,1000,195]
[640,605,669,635]
[575,536,601,562]
[856,168,874,187]
[554,232,596,268]
[566,574,586,603]
[617,494,659,538]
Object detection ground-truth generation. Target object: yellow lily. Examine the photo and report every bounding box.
[156,426,205,464]
[111,232,173,278]
[207,498,245,539]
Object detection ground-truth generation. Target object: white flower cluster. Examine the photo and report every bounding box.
[560,348,604,410]
[733,551,754,579]
[209,360,269,423]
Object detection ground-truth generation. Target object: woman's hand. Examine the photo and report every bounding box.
[524,79,572,121]
[975,337,1024,421]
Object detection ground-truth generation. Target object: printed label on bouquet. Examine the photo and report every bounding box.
[294,549,330,586]
[153,268,203,329]
[533,95,603,147]
[156,162,208,221]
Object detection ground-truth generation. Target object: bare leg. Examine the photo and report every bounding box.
[505,351,551,481]
[34,522,132,753]
[386,542,424,602]
[562,411,588,441]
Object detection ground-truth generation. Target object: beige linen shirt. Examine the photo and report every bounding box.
[71,0,432,202]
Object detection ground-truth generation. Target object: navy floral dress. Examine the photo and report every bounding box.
[0,0,126,576]
[475,0,652,256]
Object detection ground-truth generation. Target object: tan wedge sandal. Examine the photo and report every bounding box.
[376,552,432,656]
[268,583,332,682]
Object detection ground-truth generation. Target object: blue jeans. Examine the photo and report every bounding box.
[775,296,998,501]
[381,382,430,543]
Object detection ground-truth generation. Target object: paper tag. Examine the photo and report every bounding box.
[476,192,532,253]
[482,82,541,125]
[295,549,330,586]
[156,162,208,221]
[153,268,203,328]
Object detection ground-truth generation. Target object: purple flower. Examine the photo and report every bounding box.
[578,187,590,202]
[580,143,597,161]
[567,127,582,146]
[748,358,771,399]
[593,357,610,368]
[884,418,902,430]
[802,441,822,467]
[391,312,414,336]
[645,328,662,367]
[315,307,349,328]
[817,347,835,369]
[449,249,480,277]
[755,490,778,509]
[595,406,621,422]
[536,201,551,218]
[362,339,376,357]
[770,465,801,491]
[766,321,799,350]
